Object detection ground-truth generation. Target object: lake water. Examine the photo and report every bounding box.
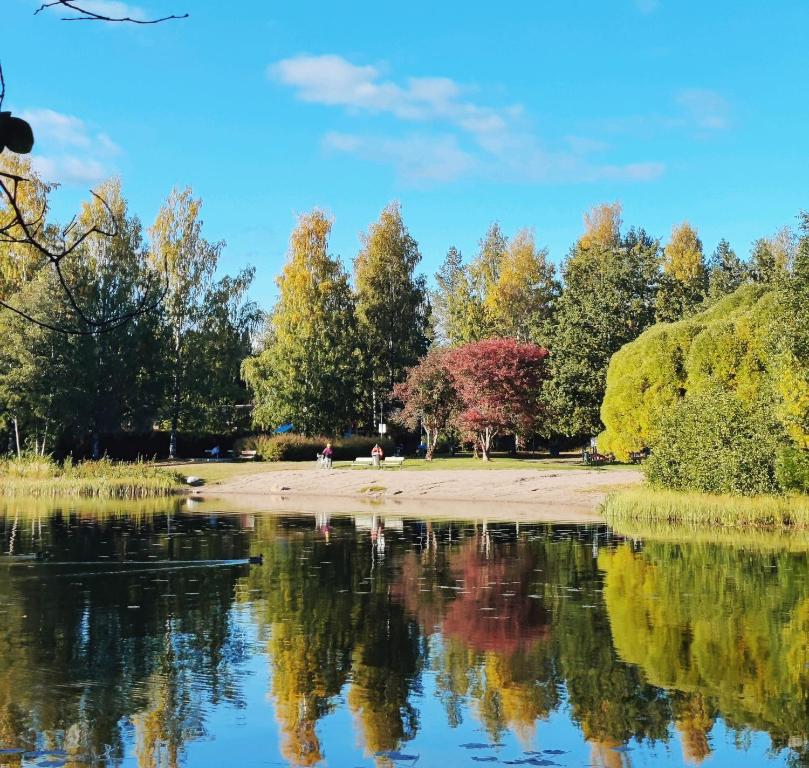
[1,498,807,768]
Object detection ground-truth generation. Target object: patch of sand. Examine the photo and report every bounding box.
[191,467,643,522]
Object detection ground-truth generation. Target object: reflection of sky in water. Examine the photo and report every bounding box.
[0,502,800,767]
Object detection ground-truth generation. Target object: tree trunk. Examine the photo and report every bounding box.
[13,417,21,459]
[426,427,438,461]
[480,427,496,461]
[169,331,182,460]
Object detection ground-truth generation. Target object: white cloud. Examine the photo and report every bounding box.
[19,108,121,186]
[675,88,731,131]
[30,156,111,186]
[269,54,516,143]
[323,132,475,184]
[273,54,665,186]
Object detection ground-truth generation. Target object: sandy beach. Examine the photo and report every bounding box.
[190,466,643,522]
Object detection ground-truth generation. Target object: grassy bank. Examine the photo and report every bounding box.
[604,486,809,529]
[0,456,185,498]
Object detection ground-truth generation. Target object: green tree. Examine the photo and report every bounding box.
[750,227,795,284]
[242,210,358,436]
[545,204,661,438]
[432,246,483,346]
[149,188,223,457]
[0,180,165,455]
[706,238,748,303]
[181,269,262,433]
[354,202,429,427]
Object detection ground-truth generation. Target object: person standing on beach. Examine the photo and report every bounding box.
[322,442,334,469]
[371,443,384,468]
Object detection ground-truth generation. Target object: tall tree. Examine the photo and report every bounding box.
[706,238,748,303]
[432,246,483,346]
[483,228,559,345]
[446,338,549,461]
[354,202,430,428]
[656,222,707,322]
[392,348,458,460]
[242,210,358,436]
[470,222,509,305]
[182,268,262,433]
[545,203,661,438]
[750,227,795,284]
[149,188,223,458]
[0,180,165,455]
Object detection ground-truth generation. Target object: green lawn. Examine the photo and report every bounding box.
[170,453,629,485]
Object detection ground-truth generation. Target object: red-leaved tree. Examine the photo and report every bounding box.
[446,338,549,460]
[392,347,457,460]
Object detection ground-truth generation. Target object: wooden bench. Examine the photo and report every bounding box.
[582,449,614,466]
[629,449,650,464]
[352,457,376,467]
[382,456,405,468]
[238,450,257,461]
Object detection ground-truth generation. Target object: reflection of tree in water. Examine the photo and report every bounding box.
[0,505,251,766]
[243,519,685,763]
[242,516,424,765]
[412,531,557,744]
[600,541,809,766]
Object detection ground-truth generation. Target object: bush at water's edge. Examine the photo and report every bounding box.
[599,284,809,495]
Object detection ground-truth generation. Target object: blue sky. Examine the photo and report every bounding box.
[5,0,809,306]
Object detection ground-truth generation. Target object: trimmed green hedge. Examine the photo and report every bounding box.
[233,434,395,462]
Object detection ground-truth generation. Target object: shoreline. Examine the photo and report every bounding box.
[189,466,643,521]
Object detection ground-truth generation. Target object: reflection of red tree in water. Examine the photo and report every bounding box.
[392,534,550,654]
[442,538,549,653]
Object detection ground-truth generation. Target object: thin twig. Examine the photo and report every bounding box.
[0,61,5,111]
[34,1,188,23]
[0,170,169,334]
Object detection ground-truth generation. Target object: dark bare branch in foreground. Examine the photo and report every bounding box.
[0,169,168,335]
[34,0,188,23]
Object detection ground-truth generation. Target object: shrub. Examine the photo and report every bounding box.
[776,446,809,494]
[599,284,779,460]
[233,434,395,461]
[644,388,782,495]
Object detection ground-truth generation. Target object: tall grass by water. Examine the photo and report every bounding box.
[604,486,809,529]
[0,456,185,498]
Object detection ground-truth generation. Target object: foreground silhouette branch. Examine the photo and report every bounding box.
[0,1,184,333]
[0,168,168,335]
[34,1,188,23]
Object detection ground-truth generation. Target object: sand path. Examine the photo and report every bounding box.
[192,466,643,522]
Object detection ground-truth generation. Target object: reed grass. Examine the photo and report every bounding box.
[0,455,185,498]
[604,486,809,529]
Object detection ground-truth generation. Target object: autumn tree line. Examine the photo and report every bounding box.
[2,152,807,476]
[244,197,802,466]
[0,156,261,458]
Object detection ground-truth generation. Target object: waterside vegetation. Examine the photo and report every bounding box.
[0,455,184,498]
[604,487,809,529]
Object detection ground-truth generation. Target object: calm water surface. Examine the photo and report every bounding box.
[1,498,808,768]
